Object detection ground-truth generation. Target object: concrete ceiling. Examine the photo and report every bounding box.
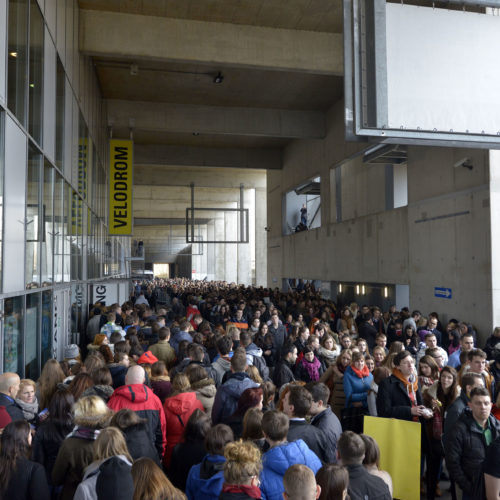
[79,0,343,33]
[80,0,344,158]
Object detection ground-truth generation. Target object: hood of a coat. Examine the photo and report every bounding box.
[262,440,311,476]
[221,374,258,399]
[112,384,152,404]
[164,391,199,416]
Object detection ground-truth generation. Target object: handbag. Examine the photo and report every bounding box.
[341,399,368,434]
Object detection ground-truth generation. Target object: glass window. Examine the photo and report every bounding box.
[41,290,52,367]
[28,0,43,144]
[7,0,28,125]
[4,296,24,375]
[70,189,82,281]
[25,292,40,379]
[78,113,88,201]
[55,57,65,170]
[26,144,42,289]
[53,171,64,283]
[41,160,53,285]
[62,181,71,281]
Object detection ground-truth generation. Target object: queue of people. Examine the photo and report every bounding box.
[0,277,499,499]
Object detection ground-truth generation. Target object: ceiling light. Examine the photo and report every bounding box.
[213,72,224,84]
[9,51,17,58]
[29,83,34,88]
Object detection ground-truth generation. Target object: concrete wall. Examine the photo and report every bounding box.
[267,99,494,341]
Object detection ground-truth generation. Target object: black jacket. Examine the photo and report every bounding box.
[0,393,25,421]
[346,464,392,500]
[358,322,378,351]
[273,360,295,388]
[444,409,500,496]
[310,406,342,464]
[443,390,468,444]
[168,440,207,491]
[268,324,287,355]
[3,458,50,500]
[287,419,329,464]
[122,423,160,465]
[376,374,422,421]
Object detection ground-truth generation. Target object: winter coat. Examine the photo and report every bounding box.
[272,360,295,389]
[343,366,373,408]
[192,378,217,416]
[296,357,325,383]
[73,455,133,500]
[169,441,207,492]
[268,324,287,356]
[443,390,469,443]
[376,374,423,421]
[108,364,127,389]
[81,385,114,403]
[32,421,74,485]
[52,427,100,500]
[0,393,25,421]
[2,458,50,500]
[170,330,193,354]
[211,373,259,424]
[260,440,322,500]
[186,454,225,500]
[211,357,232,388]
[108,384,166,458]
[445,409,500,497]
[345,464,392,500]
[287,419,329,464]
[150,376,172,404]
[122,423,161,464]
[310,406,341,464]
[163,391,205,467]
[245,343,269,381]
[149,340,176,368]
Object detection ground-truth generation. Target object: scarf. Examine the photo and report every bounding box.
[301,356,321,381]
[351,364,370,379]
[15,397,39,421]
[222,484,261,499]
[69,426,101,440]
[393,367,419,420]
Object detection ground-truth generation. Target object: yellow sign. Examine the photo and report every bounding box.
[109,139,133,235]
[364,416,421,500]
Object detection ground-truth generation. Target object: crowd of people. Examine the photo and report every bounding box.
[0,277,499,500]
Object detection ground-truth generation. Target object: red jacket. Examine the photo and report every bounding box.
[108,384,166,458]
[162,391,204,467]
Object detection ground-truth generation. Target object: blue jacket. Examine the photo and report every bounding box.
[447,348,461,368]
[343,366,373,408]
[260,440,322,500]
[211,373,259,424]
[185,455,225,500]
[169,329,193,354]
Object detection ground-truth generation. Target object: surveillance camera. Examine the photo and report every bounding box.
[264,227,270,232]
[454,157,473,170]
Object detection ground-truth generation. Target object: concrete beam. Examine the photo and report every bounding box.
[135,144,282,170]
[108,100,325,140]
[80,10,343,76]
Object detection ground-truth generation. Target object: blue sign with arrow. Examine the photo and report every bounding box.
[434,287,452,299]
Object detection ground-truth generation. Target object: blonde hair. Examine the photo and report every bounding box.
[74,395,111,428]
[19,379,36,392]
[246,365,263,385]
[223,441,262,484]
[94,427,132,462]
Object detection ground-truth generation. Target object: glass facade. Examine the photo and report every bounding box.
[0,0,129,376]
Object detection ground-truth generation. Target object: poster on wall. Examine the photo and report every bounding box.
[91,283,118,306]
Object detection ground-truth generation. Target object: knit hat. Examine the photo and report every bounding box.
[64,344,80,359]
[0,406,12,429]
[137,351,158,365]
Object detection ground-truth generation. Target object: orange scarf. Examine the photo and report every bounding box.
[392,367,419,395]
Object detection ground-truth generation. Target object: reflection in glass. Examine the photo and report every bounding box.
[41,161,54,285]
[28,0,44,144]
[55,58,65,170]
[4,296,24,375]
[53,171,64,283]
[25,292,40,380]
[7,0,28,125]
[41,290,52,367]
[26,144,42,289]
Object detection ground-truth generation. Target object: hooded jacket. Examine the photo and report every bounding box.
[211,356,232,388]
[245,343,269,381]
[211,373,259,424]
[191,378,217,415]
[162,391,205,467]
[345,463,392,500]
[108,364,127,389]
[260,439,322,500]
[376,374,423,421]
[107,384,166,458]
[185,454,226,500]
[122,423,160,464]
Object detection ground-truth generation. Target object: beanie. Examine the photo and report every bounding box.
[137,351,158,365]
[64,344,80,359]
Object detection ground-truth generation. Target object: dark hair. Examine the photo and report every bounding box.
[316,464,349,500]
[68,373,94,401]
[110,408,147,430]
[262,380,276,407]
[92,367,113,386]
[187,343,204,362]
[235,387,263,416]
[437,366,459,410]
[182,409,211,444]
[98,345,115,364]
[338,431,365,465]
[288,385,312,418]
[109,331,123,345]
[261,410,289,441]
[242,408,264,441]
[361,434,380,467]
[468,348,487,361]
[306,382,330,404]
[281,343,297,358]
[185,364,209,385]
[113,341,130,355]
[372,366,391,386]
[461,372,483,390]
[418,355,440,380]
[240,331,251,347]
[0,420,31,494]
[448,329,461,348]
[231,349,247,372]
[470,386,490,400]
[205,424,234,455]
[151,361,168,377]
[216,336,233,355]
[47,388,75,428]
[393,350,412,366]
[158,327,170,341]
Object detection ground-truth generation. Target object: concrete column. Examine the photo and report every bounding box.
[489,150,500,329]
[206,220,215,281]
[255,187,267,286]
[224,211,238,283]
[214,216,225,281]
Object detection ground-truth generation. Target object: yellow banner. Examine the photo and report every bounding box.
[109,139,133,235]
[364,416,421,500]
